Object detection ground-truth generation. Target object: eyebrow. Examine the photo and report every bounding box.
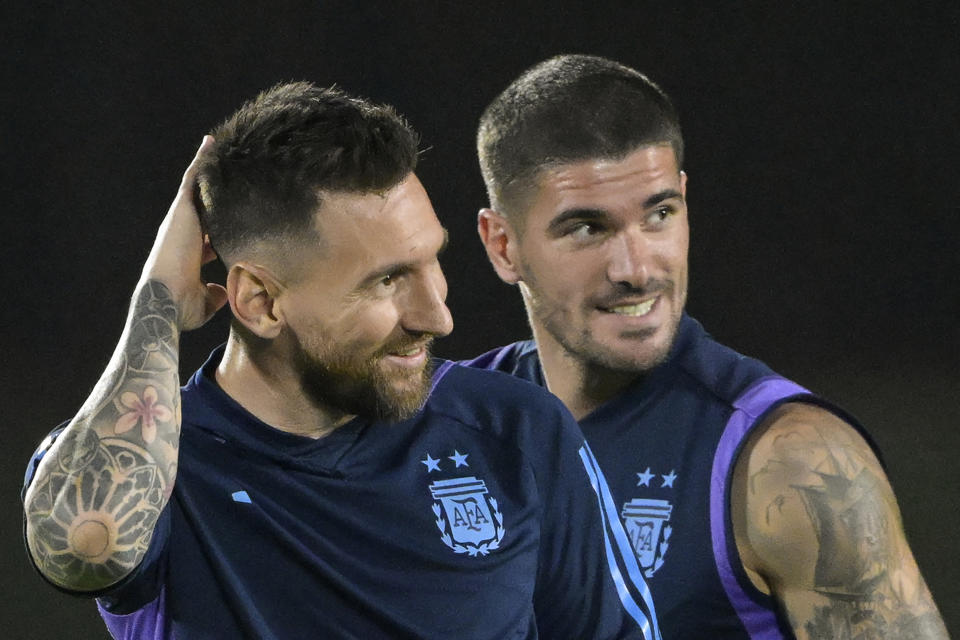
[359,227,449,288]
[547,208,609,234]
[643,188,684,209]
[547,189,684,234]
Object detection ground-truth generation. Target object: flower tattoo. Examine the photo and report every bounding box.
[115,386,172,443]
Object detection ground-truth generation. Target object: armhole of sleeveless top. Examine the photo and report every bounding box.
[708,375,881,639]
[708,376,807,639]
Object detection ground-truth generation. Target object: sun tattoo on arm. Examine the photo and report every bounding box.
[25,281,182,591]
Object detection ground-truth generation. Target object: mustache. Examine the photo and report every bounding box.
[591,279,672,308]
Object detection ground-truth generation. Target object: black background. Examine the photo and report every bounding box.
[4,3,957,637]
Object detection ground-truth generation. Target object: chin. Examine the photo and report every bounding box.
[373,370,433,422]
[590,332,674,374]
[593,351,667,375]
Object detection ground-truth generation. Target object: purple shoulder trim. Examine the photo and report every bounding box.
[709,376,809,639]
[98,586,168,640]
[429,360,457,395]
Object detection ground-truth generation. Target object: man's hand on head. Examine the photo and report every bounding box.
[139,136,228,331]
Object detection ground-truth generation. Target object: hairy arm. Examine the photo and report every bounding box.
[23,137,226,592]
[731,402,949,639]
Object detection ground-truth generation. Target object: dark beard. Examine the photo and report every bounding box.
[291,336,434,422]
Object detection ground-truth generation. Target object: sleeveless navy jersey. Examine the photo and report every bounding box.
[23,348,653,639]
[466,314,872,639]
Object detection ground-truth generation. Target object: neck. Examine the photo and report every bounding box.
[532,326,641,421]
[215,331,352,439]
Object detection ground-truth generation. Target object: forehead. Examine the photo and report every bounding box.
[293,174,443,282]
[530,145,681,212]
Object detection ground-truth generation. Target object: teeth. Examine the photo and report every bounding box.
[394,347,422,357]
[608,298,656,316]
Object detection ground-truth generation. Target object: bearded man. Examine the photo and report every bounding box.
[22,82,651,639]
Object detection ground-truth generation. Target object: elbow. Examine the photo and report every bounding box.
[25,512,141,593]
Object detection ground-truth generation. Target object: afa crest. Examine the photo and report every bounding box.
[430,477,505,556]
[622,498,673,577]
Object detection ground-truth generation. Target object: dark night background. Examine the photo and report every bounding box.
[3,3,957,637]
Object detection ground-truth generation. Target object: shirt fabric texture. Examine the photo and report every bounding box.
[465,314,875,639]
[24,348,650,640]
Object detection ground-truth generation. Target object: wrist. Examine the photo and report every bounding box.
[131,278,186,336]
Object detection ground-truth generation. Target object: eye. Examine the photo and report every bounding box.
[649,205,674,224]
[567,221,604,241]
[377,273,398,291]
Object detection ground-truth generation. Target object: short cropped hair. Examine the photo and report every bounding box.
[198,82,419,267]
[477,54,683,221]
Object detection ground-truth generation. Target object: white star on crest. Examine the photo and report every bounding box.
[421,454,441,472]
[636,467,655,486]
[448,450,469,467]
[661,470,677,488]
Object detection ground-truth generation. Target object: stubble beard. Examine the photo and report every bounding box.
[291,333,434,422]
[539,307,677,375]
[523,267,683,377]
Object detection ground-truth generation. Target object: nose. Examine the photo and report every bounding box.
[606,228,651,289]
[403,262,454,338]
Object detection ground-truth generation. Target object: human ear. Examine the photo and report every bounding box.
[477,208,522,285]
[225,262,284,339]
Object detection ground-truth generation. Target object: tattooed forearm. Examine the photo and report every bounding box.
[25,431,166,589]
[742,403,949,639]
[24,280,182,591]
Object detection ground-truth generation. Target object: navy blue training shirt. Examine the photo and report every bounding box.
[466,314,875,639]
[25,348,652,639]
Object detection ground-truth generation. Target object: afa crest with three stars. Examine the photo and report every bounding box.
[421,450,506,557]
[623,466,677,577]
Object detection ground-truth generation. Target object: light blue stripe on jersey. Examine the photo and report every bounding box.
[579,444,662,640]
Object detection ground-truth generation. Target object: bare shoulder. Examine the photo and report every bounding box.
[739,402,886,534]
[730,402,948,639]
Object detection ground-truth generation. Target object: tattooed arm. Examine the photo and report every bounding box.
[731,402,949,639]
[22,137,227,592]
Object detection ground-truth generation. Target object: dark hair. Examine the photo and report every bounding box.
[477,54,683,220]
[199,81,419,265]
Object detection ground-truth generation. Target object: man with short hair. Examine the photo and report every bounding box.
[468,55,948,638]
[22,82,650,639]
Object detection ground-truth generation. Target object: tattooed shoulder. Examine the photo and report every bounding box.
[734,402,948,639]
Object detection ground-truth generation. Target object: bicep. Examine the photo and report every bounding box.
[733,403,948,638]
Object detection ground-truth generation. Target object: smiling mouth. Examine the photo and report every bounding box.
[384,338,432,359]
[391,345,424,357]
[603,297,657,317]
